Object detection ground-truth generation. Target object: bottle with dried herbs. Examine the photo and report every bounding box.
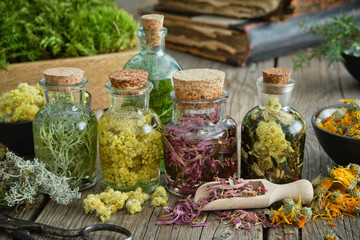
[163,69,238,196]
[32,67,97,190]
[123,14,182,125]
[241,67,306,183]
[98,69,162,193]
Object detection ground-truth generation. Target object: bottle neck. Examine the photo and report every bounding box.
[39,78,88,107]
[170,91,228,123]
[105,81,153,112]
[138,27,167,56]
[256,77,295,111]
[109,94,149,112]
[44,90,85,106]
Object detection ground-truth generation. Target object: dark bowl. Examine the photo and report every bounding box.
[0,92,92,157]
[342,52,360,82]
[312,103,360,166]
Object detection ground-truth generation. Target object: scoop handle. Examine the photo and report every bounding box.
[269,179,314,205]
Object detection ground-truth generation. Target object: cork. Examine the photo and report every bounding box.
[173,69,225,101]
[142,14,164,31]
[108,69,148,90]
[43,67,84,85]
[141,14,164,46]
[262,67,291,84]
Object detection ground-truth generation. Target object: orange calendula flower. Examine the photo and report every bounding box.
[267,196,312,228]
[330,166,357,190]
[317,99,360,139]
[311,163,360,224]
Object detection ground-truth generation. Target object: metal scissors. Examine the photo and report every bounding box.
[0,211,132,240]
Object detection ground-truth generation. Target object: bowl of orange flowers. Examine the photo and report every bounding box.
[312,99,360,165]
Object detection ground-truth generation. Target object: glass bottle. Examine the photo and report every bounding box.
[33,67,97,190]
[123,14,182,124]
[163,69,238,196]
[241,68,306,183]
[98,69,162,193]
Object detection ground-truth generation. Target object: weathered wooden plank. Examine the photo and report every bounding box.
[212,223,263,240]
[267,224,299,240]
[302,218,345,239]
[0,196,48,240]
[141,193,177,240]
[343,215,360,239]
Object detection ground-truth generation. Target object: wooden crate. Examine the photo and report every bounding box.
[0,46,139,110]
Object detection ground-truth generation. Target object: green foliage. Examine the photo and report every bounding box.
[150,78,174,124]
[0,0,139,69]
[293,13,360,71]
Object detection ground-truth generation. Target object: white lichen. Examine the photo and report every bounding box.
[0,151,80,206]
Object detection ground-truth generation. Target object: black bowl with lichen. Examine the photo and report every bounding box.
[312,103,360,166]
[0,92,92,157]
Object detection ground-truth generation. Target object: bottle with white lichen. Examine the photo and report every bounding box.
[241,67,306,183]
[32,67,97,191]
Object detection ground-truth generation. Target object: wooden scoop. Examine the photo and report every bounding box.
[193,179,314,211]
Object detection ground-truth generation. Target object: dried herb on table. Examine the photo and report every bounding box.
[311,164,360,225]
[215,209,277,230]
[0,151,80,207]
[322,231,340,240]
[151,186,168,207]
[157,178,273,229]
[209,178,276,230]
[157,196,209,227]
[83,187,151,222]
[317,99,360,138]
[266,196,312,228]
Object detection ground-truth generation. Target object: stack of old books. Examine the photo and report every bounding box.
[150,0,359,66]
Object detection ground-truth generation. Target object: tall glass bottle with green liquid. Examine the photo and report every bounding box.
[123,14,182,172]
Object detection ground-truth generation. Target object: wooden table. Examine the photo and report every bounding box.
[2,50,360,240]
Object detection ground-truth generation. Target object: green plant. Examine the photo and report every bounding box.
[293,13,360,71]
[0,0,139,69]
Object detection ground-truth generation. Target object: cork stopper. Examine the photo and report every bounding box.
[141,14,164,46]
[142,14,164,31]
[43,67,84,85]
[108,69,148,90]
[262,67,291,84]
[173,69,225,101]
